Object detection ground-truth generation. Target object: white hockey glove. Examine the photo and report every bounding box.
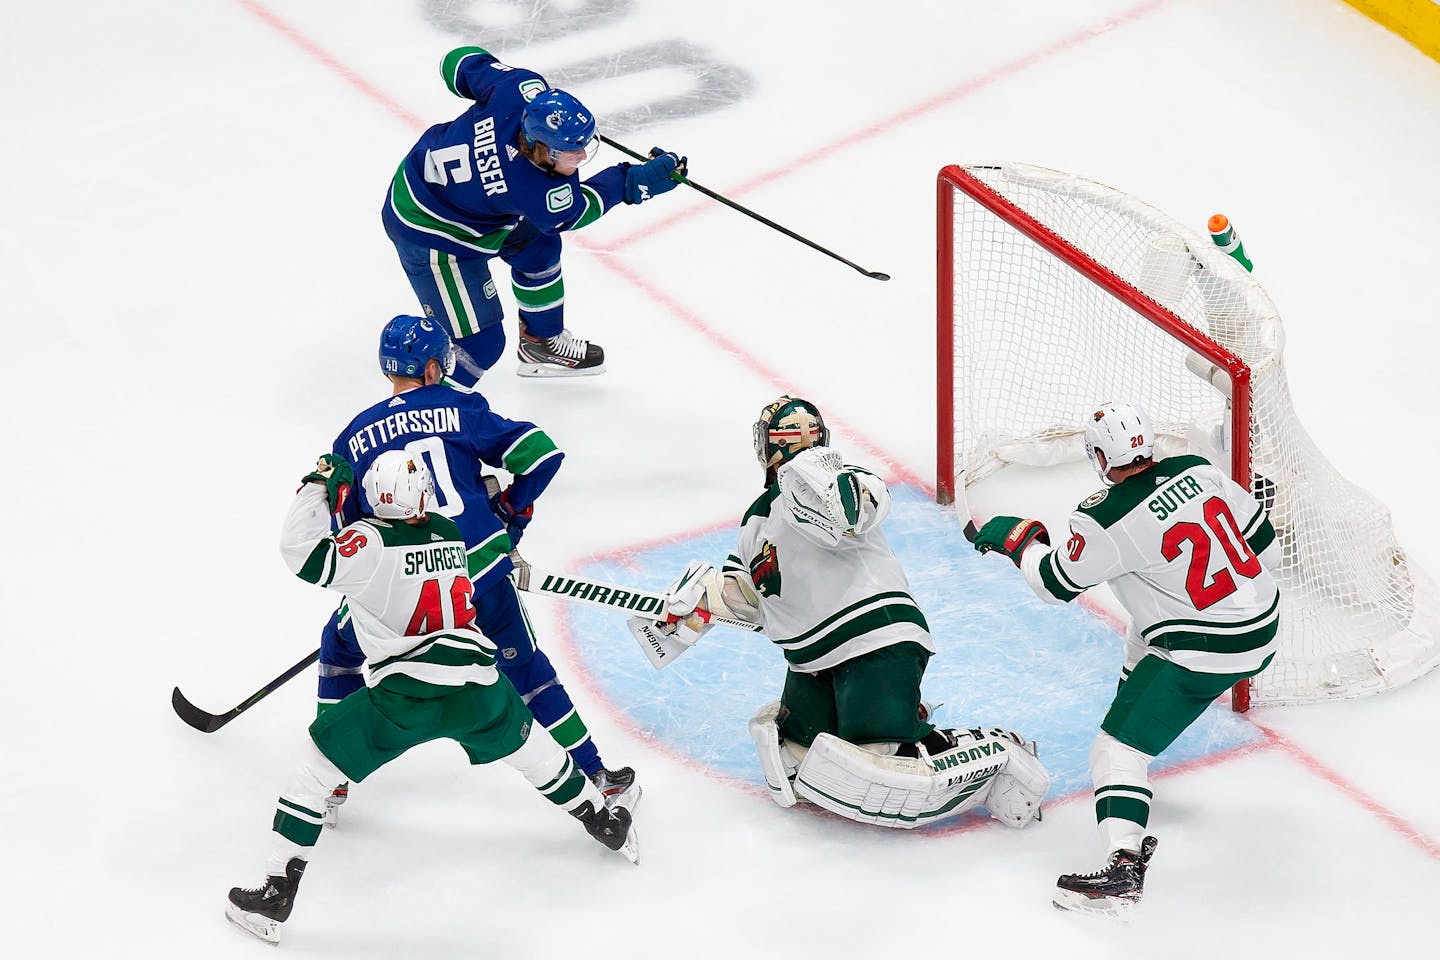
[777,447,887,548]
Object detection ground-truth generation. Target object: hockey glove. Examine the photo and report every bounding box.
[973,516,1049,567]
[489,485,535,547]
[301,454,354,514]
[623,147,687,204]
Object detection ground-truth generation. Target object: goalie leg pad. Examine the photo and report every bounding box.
[793,732,1006,829]
[978,730,1052,828]
[749,701,797,807]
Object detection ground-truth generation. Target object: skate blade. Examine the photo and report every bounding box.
[1051,888,1138,921]
[225,903,282,944]
[515,361,607,378]
[616,824,640,866]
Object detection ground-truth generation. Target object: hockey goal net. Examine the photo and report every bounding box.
[937,162,1440,708]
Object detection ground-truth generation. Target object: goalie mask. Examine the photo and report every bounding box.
[753,395,830,484]
[363,450,434,520]
[1084,400,1154,485]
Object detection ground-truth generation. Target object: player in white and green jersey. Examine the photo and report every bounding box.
[225,451,635,945]
[628,396,1051,831]
[974,400,1280,917]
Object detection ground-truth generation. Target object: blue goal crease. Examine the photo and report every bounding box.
[565,484,1264,807]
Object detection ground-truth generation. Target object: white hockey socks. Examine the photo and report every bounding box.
[1090,731,1155,854]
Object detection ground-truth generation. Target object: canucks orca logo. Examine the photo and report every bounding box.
[749,541,781,597]
[545,110,565,131]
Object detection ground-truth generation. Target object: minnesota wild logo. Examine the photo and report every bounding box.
[749,541,782,597]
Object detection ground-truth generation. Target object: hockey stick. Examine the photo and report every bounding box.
[511,555,759,670]
[951,466,980,543]
[171,649,319,733]
[509,556,762,634]
[599,135,891,282]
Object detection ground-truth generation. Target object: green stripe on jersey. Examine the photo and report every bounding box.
[778,595,928,667]
[1248,516,1277,555]
[1038,553,1083,602]
[440,46,490,96]
[297,540,334,585]
[743,487,780,526]
[501,428,560,475]
[468,530,513,579]
[370,632,494,675]
[389,165,513,253]
[1079,455,1209,529]
[1143,594,1280,654]
[564,185,608,231]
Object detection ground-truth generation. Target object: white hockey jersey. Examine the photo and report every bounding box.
[1020,454,1280,675]
[280,484,499,694]
[722,462,936,674]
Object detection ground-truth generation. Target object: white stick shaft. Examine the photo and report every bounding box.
[511,561,762,633]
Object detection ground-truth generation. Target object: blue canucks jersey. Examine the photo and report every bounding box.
[330,384,564,590]
[383,46,629,259]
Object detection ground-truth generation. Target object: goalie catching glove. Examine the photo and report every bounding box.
[301,454,354,514]
[972,516,1049,566]
[776,447,890,548]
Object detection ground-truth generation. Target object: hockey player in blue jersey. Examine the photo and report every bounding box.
[382,46,688,383]
[316,315,638,825]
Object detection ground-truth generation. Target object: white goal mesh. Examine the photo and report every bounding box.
[938,162,1440,706]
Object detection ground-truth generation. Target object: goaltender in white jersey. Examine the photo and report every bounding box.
[973,400,1280,918]
[629,395,1051,830]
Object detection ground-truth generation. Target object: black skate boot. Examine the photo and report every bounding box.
[572,799,639,864]
[226,857,307,943]
[1053,836,1158,918]
[516,322,605,377]
[591,766,641,813]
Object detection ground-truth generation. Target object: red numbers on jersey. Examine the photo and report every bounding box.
[335,529,368,558]
[405,576,477,635]
[1160,496,1262,610]
[1066,531,1087,562]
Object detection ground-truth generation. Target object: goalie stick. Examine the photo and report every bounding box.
[171,649,319,733]
[509,556,761,634]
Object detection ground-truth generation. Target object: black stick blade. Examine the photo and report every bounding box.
[866,271,891,281]
[963,520,979,543]
[171,686,232,733]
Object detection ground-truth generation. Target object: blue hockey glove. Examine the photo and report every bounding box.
[624,147,687,204]
[973,516,1049,567]
[490,485,535,547]
[301,454,354,514]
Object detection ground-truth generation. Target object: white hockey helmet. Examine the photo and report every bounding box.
[362,450,434,520]
[1084,401,1154,485]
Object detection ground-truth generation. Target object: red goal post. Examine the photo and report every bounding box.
[935,162,1440,709]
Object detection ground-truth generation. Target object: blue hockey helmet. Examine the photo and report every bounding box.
[521,89,598,160]
[378,315,456,379]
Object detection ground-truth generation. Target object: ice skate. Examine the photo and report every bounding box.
[226,857,307,944]
[1053,836,1157,919]
[591,766,641,814]
[516,323,605,377]
[323,782,348,829]
[573,799,639,865]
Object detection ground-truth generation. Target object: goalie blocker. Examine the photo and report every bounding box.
[750,701,1050,829]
